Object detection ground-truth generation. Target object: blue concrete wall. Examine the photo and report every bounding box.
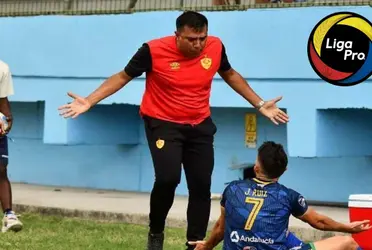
[1,6,372,203]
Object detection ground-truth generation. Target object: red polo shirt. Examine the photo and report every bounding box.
[124,36,231,125]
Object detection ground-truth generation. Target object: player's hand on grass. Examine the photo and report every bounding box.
[258,96,289,125]
[188,240,210,250]
[346,220,372,233]
[58,92,91,119]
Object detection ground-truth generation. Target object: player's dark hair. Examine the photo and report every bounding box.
[176,11,208,32]
[258,141,288,179]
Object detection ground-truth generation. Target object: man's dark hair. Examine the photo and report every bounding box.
[257,141,288,179]
[176,11,208,32]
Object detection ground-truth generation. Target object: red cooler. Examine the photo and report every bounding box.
[349,194,372,250]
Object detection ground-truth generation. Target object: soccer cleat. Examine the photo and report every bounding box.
[147,232,164,250]
[2,211,23,233]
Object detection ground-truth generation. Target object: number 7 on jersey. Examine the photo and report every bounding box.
[244,197,264,230]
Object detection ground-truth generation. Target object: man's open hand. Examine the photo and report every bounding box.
[58,92,91,119]
[258,96,289,125]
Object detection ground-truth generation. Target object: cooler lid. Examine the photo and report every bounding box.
[349,194,372,208]
[349,194,372,201]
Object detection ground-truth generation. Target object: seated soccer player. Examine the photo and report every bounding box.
[189,141,371,250]
[242,164,305,249]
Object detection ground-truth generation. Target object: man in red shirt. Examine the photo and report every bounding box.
[59,11,289,250]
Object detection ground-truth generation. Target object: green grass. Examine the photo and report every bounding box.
[0,213,223,250]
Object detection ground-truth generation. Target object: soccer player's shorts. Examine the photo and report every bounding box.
[286,231,304,248]
[292,242,316,250]
[0,136,9,165]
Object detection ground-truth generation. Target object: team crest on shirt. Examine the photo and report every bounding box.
[156,139,165,149]
[170,62,180,70]
[200,56,212,70]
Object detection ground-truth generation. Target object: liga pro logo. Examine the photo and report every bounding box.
[307,12,372,87]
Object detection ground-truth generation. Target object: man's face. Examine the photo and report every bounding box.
[175,25,208,58]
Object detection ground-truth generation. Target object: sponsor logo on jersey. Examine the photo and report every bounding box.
[230,231,274,245]
[298,196,307,208]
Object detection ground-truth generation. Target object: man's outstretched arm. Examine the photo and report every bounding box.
[59,43,152,118]
[87,43,152,106]
[218,43,289,125]
[85,71,133,106]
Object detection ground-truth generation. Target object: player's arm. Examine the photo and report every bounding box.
[0,63,14,134]
[189,206,225,249]
[203,206,226,249]
[289,190,370,234]
[201,183,231,249]
[189,184,231,249]
[86,43,152,106]
[297,207,348,231]
[217,43,263,109]
[297,207,368,233]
